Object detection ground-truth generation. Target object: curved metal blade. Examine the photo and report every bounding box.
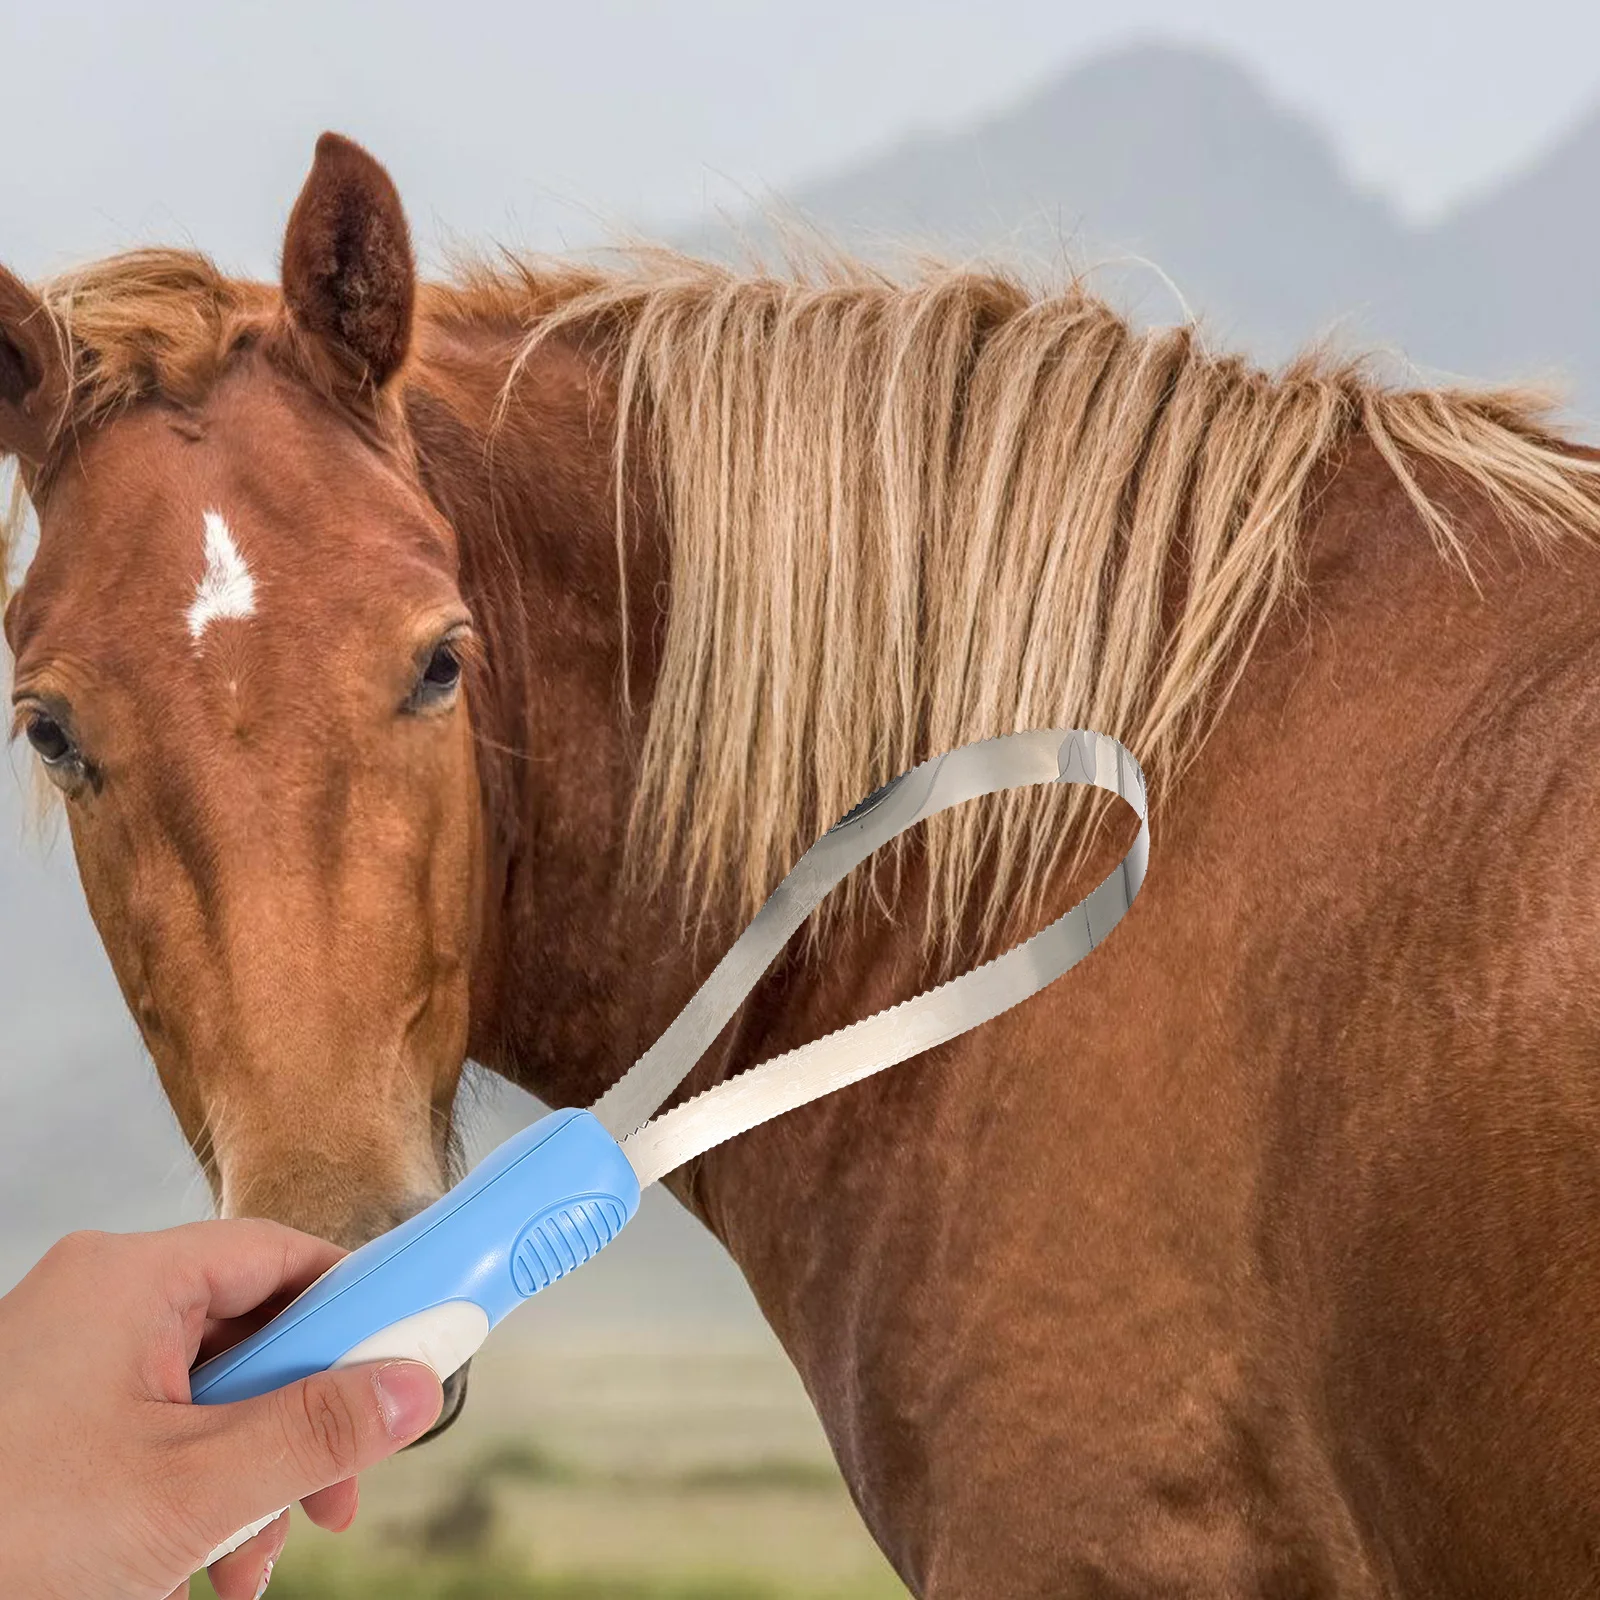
[590,729,1148,1187]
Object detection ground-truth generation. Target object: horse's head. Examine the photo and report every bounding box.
[0,136,482,1433]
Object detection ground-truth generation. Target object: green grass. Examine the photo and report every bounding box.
[268,1547,900,1600]
[265,1439,909,1600]
[268,1556,769,1599]
[259,1336,909,1599]
[474,1439,581,1484]
[463,1440,844,1496]
[665,1459,843,1494]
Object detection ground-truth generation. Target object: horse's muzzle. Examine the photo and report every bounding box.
[406,1358,471,1447]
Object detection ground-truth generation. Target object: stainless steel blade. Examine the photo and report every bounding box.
[590,729,1148,1185]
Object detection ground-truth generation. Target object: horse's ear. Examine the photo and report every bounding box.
[281,132,415,389]
[0,265,67,470]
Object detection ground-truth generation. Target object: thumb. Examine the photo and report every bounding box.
[183,1360,443,1543]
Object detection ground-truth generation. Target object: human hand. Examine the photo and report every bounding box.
[0,1220,444,1599]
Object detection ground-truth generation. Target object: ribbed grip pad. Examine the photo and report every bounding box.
[510,1195,631,1296]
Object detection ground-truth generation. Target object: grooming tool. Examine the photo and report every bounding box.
[191,728,1148,1567]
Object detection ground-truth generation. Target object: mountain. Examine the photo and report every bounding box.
[693,43,1600,423]
[1396,104,1600,406]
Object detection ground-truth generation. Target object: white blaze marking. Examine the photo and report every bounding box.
[186,509,256,640]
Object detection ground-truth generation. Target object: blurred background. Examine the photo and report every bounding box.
[3,2,1599,1594]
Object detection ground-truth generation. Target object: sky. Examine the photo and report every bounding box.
[1,0,1597,281]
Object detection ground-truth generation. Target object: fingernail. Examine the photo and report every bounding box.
[254,1557,274,1598]
[374,1360,442,1442]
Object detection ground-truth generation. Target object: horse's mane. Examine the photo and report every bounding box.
[490,251,1600,968]
[10,245,1600,971]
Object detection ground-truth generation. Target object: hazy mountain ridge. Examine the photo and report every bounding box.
[700,43,1600,420]
[1397,100,1600,404]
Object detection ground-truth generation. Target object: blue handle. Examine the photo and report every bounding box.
[190,1109,640,1405]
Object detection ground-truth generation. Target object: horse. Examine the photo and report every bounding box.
[6,131,1600,1597]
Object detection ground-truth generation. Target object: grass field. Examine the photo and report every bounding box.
[263,1325,907,1600]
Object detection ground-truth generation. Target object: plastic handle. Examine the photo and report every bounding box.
[189,1108,641,1407]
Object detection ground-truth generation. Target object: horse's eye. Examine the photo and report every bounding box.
[20,710,88,794]
[25,712,72,766]
[406,635,467,715]
[423,642,462,691]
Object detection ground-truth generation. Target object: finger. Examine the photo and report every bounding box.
[194,1261,340,1368]
[182,1358,442,1540]
[153,1218,346,1326]
[301,1475,359,1533]
[206,1509,288,1600]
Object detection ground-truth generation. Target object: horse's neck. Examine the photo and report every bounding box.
[403,322,1600,1585]
[407,318,758,1138]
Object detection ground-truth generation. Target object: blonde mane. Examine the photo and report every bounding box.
[9,245,1600,974]
[500,250,1600,971]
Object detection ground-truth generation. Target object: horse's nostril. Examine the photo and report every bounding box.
[406,1358,471,1448]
